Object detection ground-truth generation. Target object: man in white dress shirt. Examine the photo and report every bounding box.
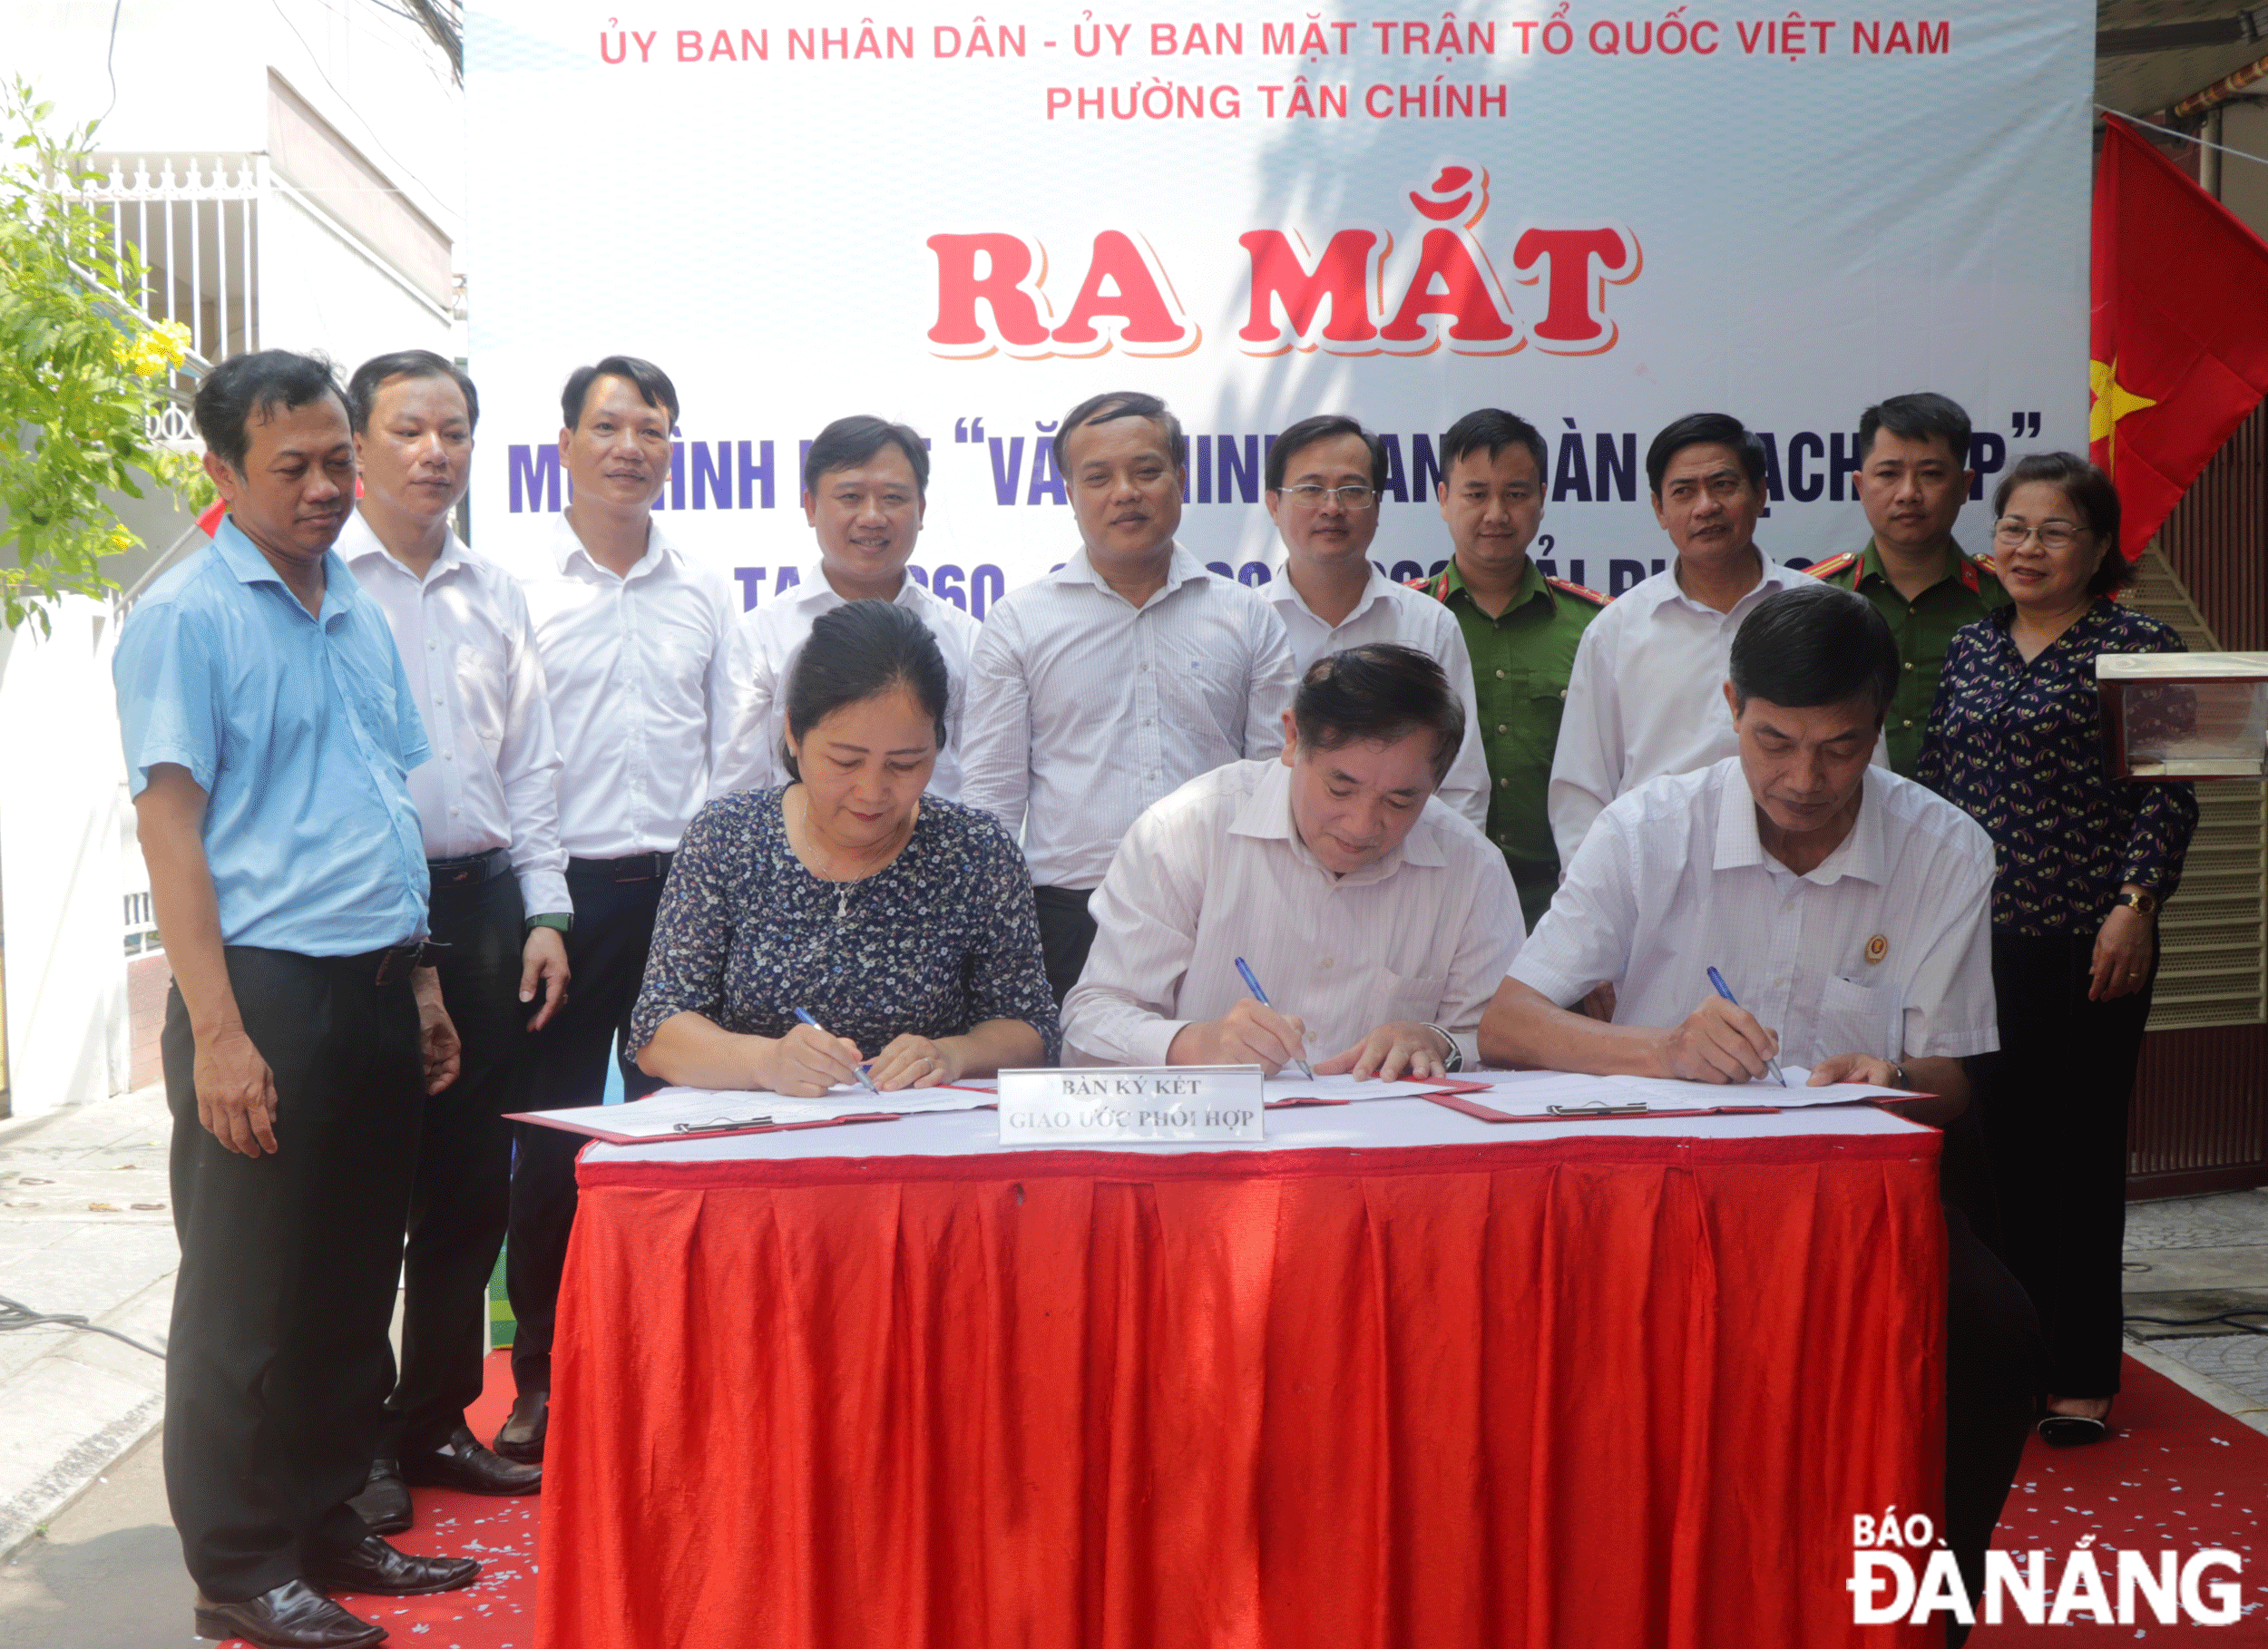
[961,390,1298,1002]
[339,352,557,1523]
[1546,413,1815,868]
[1064,643,1522,1074]
[725,415,979,797]
[1482,581,2030,1636]
[1257,414,1489,831]
[502,356,743,1461]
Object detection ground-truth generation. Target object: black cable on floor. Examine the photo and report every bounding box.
[0,1293,165,1358]
[2124,1308,2268,1336]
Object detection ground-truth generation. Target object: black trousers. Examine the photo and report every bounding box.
[161,946,424,1602]
[1980,929,2154,1398]
[1032,884,1097,1006]
[378,866,532,1458]
[1942,1203,2044,1647]
[504,865,667,1396]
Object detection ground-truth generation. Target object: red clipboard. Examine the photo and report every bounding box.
[1264,1076,1493,1109]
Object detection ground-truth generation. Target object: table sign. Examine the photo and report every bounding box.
[998,1066,1265,1145]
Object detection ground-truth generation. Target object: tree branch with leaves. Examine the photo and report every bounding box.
[0,77,209,634]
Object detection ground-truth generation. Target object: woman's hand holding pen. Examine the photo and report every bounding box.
[757,1021,868,1097]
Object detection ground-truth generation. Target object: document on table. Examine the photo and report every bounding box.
[1452,1068,1914,1117]
[511,1083,997,1141]
[1262,1073,1467,1104]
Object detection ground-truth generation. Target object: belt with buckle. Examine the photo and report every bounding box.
[568,852,674,883]
[427,845,512,889]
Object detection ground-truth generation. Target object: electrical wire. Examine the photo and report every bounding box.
[97,0,122,123]
[2098,102,2268,170]
[0,1292,165,1359]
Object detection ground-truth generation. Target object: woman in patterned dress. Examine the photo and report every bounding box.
[630,599,1060,1096]
[1918,452,2198,1448]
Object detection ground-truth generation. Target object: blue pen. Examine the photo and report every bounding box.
[794,1007,879,1095]
[1233,956,1315,1081]
[1706,968,1787,1088]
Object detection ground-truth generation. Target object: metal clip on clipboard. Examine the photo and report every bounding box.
[670,1114,775,1134]
[1546,1099,1651,1117]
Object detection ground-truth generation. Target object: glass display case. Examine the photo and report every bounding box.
[2097,652,2268,780]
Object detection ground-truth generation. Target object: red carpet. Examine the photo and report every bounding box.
[210,1350,536,1649]
[1970,1354,2268,1643]
[213,1350,2266,1645]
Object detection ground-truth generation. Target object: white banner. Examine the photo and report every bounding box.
[464,1,2093,615]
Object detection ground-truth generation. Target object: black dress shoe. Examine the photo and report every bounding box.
[493,1388,546,1464]
[193,1580,386,1648]
[347,1459,412,1536]
[304,1534,479,1597]
[400,1426,542,1495]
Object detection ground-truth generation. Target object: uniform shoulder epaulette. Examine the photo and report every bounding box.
[1805,551,1860,582]
[1546,575,1610,606]
[1970,550,1999,576]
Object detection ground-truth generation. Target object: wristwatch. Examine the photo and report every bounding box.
[1889,1063,1910,1091]
[526,912,573,934]
[2113,890,2159,917]
[1422,1024,1464,1073]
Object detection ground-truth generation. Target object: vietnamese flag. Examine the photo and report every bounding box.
[2091,114,2268,560]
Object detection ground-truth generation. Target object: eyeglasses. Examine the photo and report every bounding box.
[1992,519,2087,551]
[1280,483,1378,510]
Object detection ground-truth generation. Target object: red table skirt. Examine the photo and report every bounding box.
[538,1133,1944,1648]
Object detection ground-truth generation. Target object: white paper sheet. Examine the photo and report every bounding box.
[1452,1067,1913,1117]
[515,1083,995,1140]
[1261,1073,1463,1104]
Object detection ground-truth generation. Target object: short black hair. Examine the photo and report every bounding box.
[780,600,951,779]
[562,355,679,431]
[1727,584,1900,723]
[1646,412,1767,499]
[1859,392,1971,466]
[803,415,930,498]
[1992,451,2131,597]
[1051,391,1185,474]
[347,349,479,434]
[1292,643,1465,784]
[192,349,348,473]
[1440,407,1548,483]
[1266,414,1386,492]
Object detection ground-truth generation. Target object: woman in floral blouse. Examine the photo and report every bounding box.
[631,600,1059,1096]
[1918,452,2197,1449]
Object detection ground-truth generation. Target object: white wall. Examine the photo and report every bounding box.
[0,601,131,1117]
[259,181,454,366]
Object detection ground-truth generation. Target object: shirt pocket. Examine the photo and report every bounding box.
[1814,975,1898,1066]
[1379,966,1449,1024]
[453,643,510,760]
[1158,650,1246,746]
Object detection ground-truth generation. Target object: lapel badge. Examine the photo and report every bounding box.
[1864,933,1890,965]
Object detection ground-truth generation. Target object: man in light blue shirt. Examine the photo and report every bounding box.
[115,349,480,1649]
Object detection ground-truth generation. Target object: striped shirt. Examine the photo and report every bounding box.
[960,544,1298,890]
[1261,564,1491,832]
[1061,758,1525,1068]
[1511,757,1999,1067]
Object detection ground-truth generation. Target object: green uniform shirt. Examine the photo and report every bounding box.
[1409,557,1608,931]
[1806,539,2009,777]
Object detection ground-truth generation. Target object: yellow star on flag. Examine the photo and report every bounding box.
[2089,356,2157,473]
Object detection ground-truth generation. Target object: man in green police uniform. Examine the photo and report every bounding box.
[1806,391,2009,776]
[1407,407,1608,931]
